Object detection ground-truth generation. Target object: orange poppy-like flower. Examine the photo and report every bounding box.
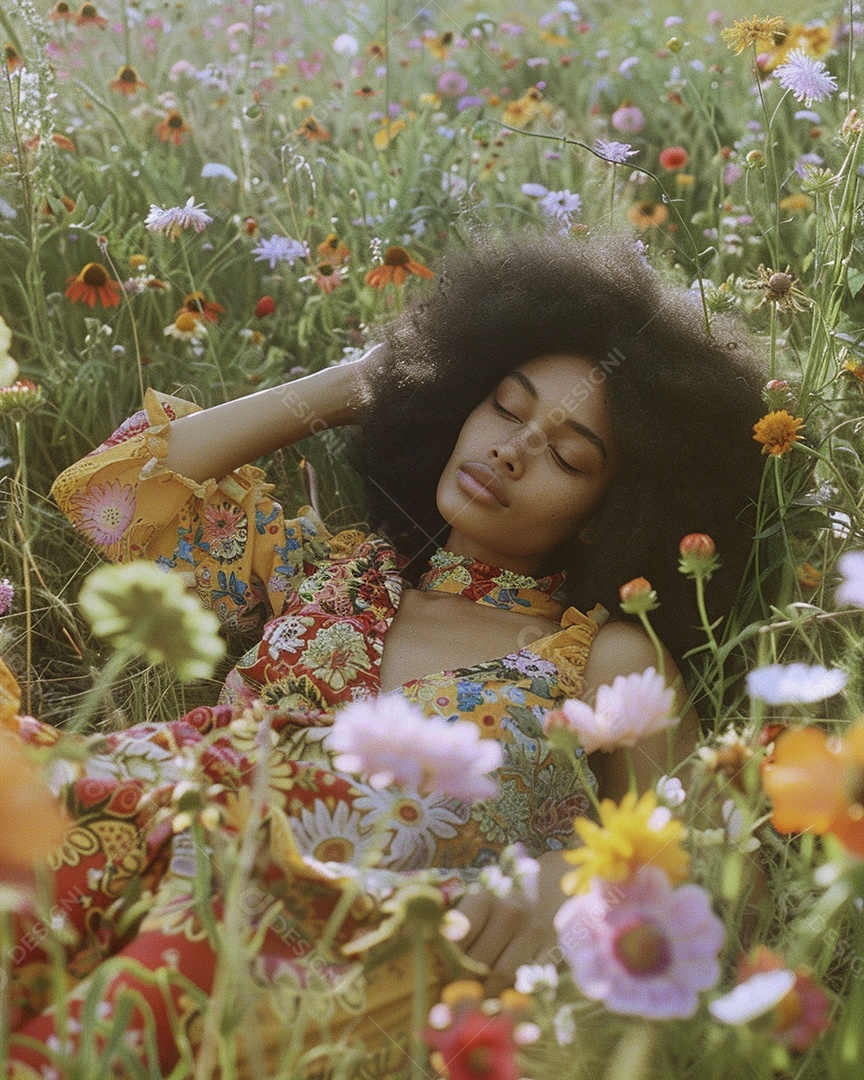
[75,2,108,27]
[49,1,74,19]
[316,232,350,266]
[752,410,804,456]
[365,246,434,288]
[761,722,864,856]
[179,290,225,323]
[110,64,148,94]
[65,262,122,308]
[627,200,669,229]
[5,44,23,73]
[156,109,191,145]
[296,116,330,141]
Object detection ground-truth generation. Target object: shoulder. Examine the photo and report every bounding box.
[582,619,671,697]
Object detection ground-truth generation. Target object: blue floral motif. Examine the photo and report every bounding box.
[255,506,281,534]
[455,679,484,711]
[212,570,248,607]
[176,535,195,564]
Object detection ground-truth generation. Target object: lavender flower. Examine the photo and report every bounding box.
[594,138,639,164]
[554,866,724,1020]
[773,50,838,108]
[746,663,847,705]
[327,694,503,801]
[144,197,213,240]
[251,234,308,269]
[539,189,582,220]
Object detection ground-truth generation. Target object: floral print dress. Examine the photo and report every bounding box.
[7,390,603,1078]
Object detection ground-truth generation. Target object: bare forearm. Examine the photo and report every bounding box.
[161,361,362,483]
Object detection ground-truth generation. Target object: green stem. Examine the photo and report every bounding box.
[409,934,428,1080]
[637,611,665,680]
[68,648,133,733]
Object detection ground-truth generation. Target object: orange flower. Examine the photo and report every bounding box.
[761,722,864,855]
[752,410,804,456]
[365,246,434,288]
[659,145,689,170]
[74,2,108,27]
[65,262,122,308]
[51,133,76,153]
[423,30,453,61]
[156,109,191,145]
[179,290,225,323]
[5,43,23,73]
[314,262,343,294]
[627,200,669,229]
[316,232,351,266]
[49,1,74,19]
[0,730,69,888]
[296,116,330,141]
[110,64,148,94]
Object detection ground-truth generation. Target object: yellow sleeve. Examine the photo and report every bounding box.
[50,389,353,632]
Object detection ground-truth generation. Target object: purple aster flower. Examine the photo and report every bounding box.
[437,70,469,96]
[457,95,485,111]
[610,104,645,134]
[773,49,838,107]
[795,152,823,178]
[327,694,503,801]
[0,577,14,615]
[594,138,639,164]
[144,197,213,240]
[539,189,582,220]
[251,234,308,269]
[554,866,724,1020]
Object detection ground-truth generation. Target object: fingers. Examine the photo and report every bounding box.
[456,891,551,996]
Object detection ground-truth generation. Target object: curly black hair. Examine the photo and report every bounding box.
[348,230,768,665]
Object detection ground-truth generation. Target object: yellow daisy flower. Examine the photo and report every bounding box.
[721,16,786,55]
[561,790,689,895]
[752,410,804,456]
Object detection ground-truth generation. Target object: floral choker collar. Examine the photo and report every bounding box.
[417,549,567,621]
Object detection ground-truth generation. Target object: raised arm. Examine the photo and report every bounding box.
[161,345,384,483]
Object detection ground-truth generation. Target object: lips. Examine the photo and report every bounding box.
[456,462,509,507]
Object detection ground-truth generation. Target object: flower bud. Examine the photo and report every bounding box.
[619,577,659,615]
[666,36,683,52]
[678,533,720,579]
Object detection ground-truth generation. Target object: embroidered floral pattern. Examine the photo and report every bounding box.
[69,479,136,547]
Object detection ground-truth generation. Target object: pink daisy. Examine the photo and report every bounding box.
[554,865,724,1019]
[327,694,503,801]
[70,479,136,547]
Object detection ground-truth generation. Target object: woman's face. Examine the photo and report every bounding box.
[436,354,619,575]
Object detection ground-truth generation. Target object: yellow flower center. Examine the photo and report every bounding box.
[383,246,410,267]
[82,263,109,286]
[175,311,201,333]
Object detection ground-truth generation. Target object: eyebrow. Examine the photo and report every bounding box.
[504,370,609,466]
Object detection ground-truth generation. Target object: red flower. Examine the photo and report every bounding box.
[254,295,276,318]
[659,145,689,170]
[65,262,122,308]
[426,1007,520,1080]
[179,291,225,323]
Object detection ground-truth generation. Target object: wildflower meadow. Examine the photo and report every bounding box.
[2,0,864,1077]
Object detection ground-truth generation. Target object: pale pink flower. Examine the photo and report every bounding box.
[544,667,677,753]
[70,479,136,547]
[554,866,724,1020]
[327,695,502,801]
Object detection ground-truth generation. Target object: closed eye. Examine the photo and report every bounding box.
[492,399,520,421]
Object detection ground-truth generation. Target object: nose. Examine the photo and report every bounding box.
[491,426,541,477]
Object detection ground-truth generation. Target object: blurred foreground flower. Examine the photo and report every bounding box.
[555,866,724,1019]
[562,790,689,894]
[365,246,434,288]
[426,1005,520,1080]
[145,197,212,240]
[747,663,847,704]
[0,314,18,385]
[761,721,864,855]
[328,694,502,800]
[65,262,121,308]
[752,410,804,455]
[79,562,225,681]
[544,668,677,754]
